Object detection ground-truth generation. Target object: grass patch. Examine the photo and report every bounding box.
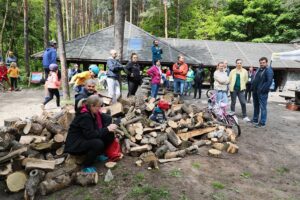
[179,194,190,200]
[212,192,226,200]
[73,187,85,196]
[84,193,93,200]
[276,167,290,175]
[134,172,145,183]
[191,162,201,169]
[129,184,170,200]
[212,181,225,190]
[169,168,182,178]
[240,172,252,179]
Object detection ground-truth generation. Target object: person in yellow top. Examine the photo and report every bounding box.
[7,62,20,91]
[229,59,250,122]
[69,65,99,93]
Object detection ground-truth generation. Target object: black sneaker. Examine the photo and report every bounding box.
[255,123,266,128]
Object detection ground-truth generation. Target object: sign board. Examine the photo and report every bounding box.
[127,38,143,51]
[28,72,43,87]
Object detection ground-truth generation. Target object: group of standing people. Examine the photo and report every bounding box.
[213,57,274,127]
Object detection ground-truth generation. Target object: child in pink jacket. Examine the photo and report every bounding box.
[42,64,61,109]
[147,59,162,98]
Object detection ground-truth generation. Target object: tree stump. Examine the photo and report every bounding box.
[24,169,45,200]
[72,172,98,186]
[39,174,72,195]
[6,171,28,192]
[226,142,239,154]
[208,149,222,158]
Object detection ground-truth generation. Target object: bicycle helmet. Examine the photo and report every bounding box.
[89,65,99,76]
[158,100,170,111]
[49,63,58,71]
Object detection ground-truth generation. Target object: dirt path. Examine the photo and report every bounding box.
[0,89,299,200]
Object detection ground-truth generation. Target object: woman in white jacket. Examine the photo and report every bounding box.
[214,62,229,104]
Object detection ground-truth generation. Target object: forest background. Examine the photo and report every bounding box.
[0,0,299,81]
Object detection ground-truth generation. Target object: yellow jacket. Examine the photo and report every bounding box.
[8,67,20,78]
[229,68,248,92]
[70,71,91,86]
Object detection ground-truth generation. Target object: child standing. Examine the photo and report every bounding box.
[7,62,20,91]
[42,63,61,109]
[185,66,195,96]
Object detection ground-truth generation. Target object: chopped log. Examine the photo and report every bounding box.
[146,102,155,111]
[39,174,72,195]
[166,127,182,146]
[192,140,206,147]
[10,140,40,157]
[226,142,239,154]
[105,162,117,169]
[143,127,162,134]
[55,145,64,156]
[45,153,54,160]
[25,158,56,171]
[24,169,45,200]
[23,120,32,135]
[155,145,168,158]
[135,160,143,167]
[135,134,143,141]
[182,104,192,114]
[122,116,143,126]
[130,144,152,152]
[55,157,66,165]
[158,158,182,163]
[149,132,157,138]
[6,171,28,192]
[72,172,98,186]
[0,146,27,164]
[0,163,12,176]
[148,137,157,145]
[45,163,79,180]
[54,134,64,143]
[211,138,218,143]
[139,151,159,169]
[12,156,25,171]
[177,127,217,141]
[172,104,183,113]
[19,135,46,145]
[0,132,15,151]
[156,133,168,145]
[140,137,150,144]
[108,102,124,117]
[127,125,136,136]
[135,127,144,135]
[164,150,186,159]
[14,120,27,131]
[208,149,222,158]
[169,114,183,122]
[29,123,44,135]
[164,140,177,152]
[212,143,225,151]
[0,126,18,135]
[178,128,189,134]
[57,110,75,130]
[32,116,64,135]
[167,120,178,129]
[120,124,136,143]
[4,117,21,127]
[30,142,54,151]
[64,154,86,165]
[40,129,52,141]
[226,128,236,143]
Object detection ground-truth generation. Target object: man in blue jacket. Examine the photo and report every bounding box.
[106,49,124,103]
[251,57,274,128]
[42,40,57,80]
[151,40,163,65]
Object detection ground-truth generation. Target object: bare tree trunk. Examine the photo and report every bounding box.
[85,0,88,33]
[44,0,50,49]
[24,0,30,77]
[176,0,180,38]
[164,0,168,39]
[129,0,132,24]
[0,0,9,57]
[114,0,125,61]
[55,0,70,100]
[80,0,84,36]
[65,0,70,41]
[70,0,74,39]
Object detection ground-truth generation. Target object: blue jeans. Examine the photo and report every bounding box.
[174,78,185,95]
[151,84,159,98]
[217,91,228,104]
[184,81,193,94]
[252,91,269,125]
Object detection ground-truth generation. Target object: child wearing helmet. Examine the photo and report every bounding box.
[69,65,99,93]
[41,63,61,109]
[149,99,170,123]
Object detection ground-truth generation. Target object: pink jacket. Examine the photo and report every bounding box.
[46,72,61,89]
[147,65,161,84]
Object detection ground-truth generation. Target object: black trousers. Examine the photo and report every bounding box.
[127,80,139,97]
[44,68,50,81]
[10,77,17,90]
[44,88,60,107]
[194,81,202,98]
[245,83,252,102]
[76,133,114,166]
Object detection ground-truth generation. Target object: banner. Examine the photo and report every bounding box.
[271,49,300,61]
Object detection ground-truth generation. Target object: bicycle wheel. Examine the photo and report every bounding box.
[226,115,241,137]
[206,89,215,98]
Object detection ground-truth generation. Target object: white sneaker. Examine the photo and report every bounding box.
[243,117,251,122]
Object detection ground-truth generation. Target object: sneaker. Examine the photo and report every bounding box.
[82,166,97,173]
[255,123,266,128]
[243,117,251,122]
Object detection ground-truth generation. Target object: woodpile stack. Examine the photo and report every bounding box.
[0,83,240,197]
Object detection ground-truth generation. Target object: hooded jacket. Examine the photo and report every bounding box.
[147,65,161,84]
[125,61,142,83]
[172,62,188,80]
[64,105,112,153]
[42,47,57,68]
[106,57,123,79]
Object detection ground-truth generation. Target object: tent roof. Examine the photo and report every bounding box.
[161,38,300,69]
[32,22,200,65]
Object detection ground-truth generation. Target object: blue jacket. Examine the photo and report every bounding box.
[106,57,123,79]
[42,47,57,68]
[251,66,274,94]
[151,45,163,61]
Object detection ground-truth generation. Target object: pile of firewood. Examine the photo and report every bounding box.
[0,80,239,198]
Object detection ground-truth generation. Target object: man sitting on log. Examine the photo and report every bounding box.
[64,95,118,173]
[75,79,98,111]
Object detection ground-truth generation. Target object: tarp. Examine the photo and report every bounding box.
[271,49,300,61]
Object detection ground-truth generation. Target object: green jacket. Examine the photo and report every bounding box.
[186,69,195,82]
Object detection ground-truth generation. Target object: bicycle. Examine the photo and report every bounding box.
[206,90,241,136]
[206,88,230,99]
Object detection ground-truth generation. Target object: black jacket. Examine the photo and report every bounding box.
[194,67,205,82]
[74,88,97,111]
[125,61,142,84]
[64,111,112,153]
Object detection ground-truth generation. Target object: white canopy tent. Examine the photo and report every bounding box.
[271,49,300,62]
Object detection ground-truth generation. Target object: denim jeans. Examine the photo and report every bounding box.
[174,78,185,95]
[151,83,159,98]
[252,91,269,125]
[217,91,228,104]
[230,90,247,117]
[184,81,193,94]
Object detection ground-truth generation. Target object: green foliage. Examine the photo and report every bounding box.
[129,184,170,200]
[212,181,225,190]
[240,172,252,179]
[276,166,290,175]
[191,162,201,169]
[169,168,182,177]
